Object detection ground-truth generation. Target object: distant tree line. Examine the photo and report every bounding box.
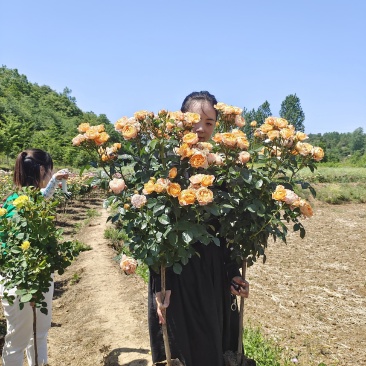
[0,66,119,167]
[243,94,366,166]
[1,66,365,168]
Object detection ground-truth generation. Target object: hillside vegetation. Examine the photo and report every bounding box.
[0,66,119,167]
[1,65,365,168]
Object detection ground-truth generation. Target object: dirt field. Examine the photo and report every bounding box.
[0,197,365,366]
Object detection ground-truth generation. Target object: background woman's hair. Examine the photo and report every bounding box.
[181,91,218,118]
[13,148,53,188]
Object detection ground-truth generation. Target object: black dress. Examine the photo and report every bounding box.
[148,240,241,366]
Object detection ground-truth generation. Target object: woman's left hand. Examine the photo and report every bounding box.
[53,169,69,181]
[231,276,249,298]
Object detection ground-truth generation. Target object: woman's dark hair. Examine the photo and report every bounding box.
[181,91,218,118]
[13,149,53,188]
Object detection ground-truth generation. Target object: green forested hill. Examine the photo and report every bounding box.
[1,66,365,168]
[0,66,119,167]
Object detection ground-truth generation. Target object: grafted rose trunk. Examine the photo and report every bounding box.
[237,259,247,364]
[32,306,39,366]
[161,265,172,366]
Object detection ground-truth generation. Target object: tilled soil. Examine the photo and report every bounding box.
[1,198,365,365]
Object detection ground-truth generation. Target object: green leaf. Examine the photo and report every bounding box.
[204,204,220,216]
[16,232,25,240]
[247,203,257,213]
[147,198,157,208]
[255,179,263,189]
[168,232,178,246]
[182,231,193,244]
[212,237,220,246]
[300,226,306,239]
[20,293,33,303]
[158,214,170,225]
[173,262,182,274]
[153,204,165,215]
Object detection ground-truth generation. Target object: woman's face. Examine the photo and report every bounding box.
[188,101,216,142]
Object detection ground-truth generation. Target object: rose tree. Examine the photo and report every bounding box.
[72,104,324,365]
[0,188,79,313]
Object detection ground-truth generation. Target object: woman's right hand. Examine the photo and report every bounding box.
[155,290,171,324]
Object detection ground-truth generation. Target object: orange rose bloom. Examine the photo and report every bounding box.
[121,125,139,140]
[166,122,175,131]
[280,128,294,140]
[175,143,194,159]
[184,112,201,125]
[221,133,237,147]
[235,115,246,127]
[120,255,138,274]
[94,132,110,145]
[312,146,324,161]
[237,151,251,164]
[178,189,196,206]
[296,131,308,141]
[212,133,222,143]
[299,199,313,217]
[183,132,199,145]
[189,174,204,186]
[197,142,213,151]
[134,110,153,121]
[296,142,313,156]
[201,175,215,187]
[237,137,249,150]
[272,185,287,201]
[72,134,86,146]
[167,183,182,197]
[168,167,177,179]
[196,187,214,206]
[115,117,129,130]
[274,118,288,129]
[189,152,208,169]
[264,117,276,126]
[266,130,280,141]
[85,129,98,140]
[78,123,90,133]
[260,123,274,133]
[154,183,165,193]
[143,180,155,195]
[250,121,257,127]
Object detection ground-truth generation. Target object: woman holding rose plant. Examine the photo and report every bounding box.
[148,91,249,366]
[72,88,323,366]
[0,148,69,366]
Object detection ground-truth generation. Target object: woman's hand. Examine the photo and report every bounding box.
[231,276,249,298]
[53,169,69,181]
[155,290,171,324]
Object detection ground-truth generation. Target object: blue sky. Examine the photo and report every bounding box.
[1,0,365,134]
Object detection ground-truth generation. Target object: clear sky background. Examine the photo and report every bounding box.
[1,0,365,134]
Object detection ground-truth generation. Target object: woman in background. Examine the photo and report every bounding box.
[0,148,68,366]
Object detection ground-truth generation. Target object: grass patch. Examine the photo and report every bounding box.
[72,239,92,254]
[244,326,292,366]
[104,226,127,251]
[297,166,366,183]
[86,208,101,219]
[302,183,366,204]
[104,227,149,283]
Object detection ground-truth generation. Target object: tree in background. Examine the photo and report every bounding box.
[243,101,272,137]
[279,94,305,132]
